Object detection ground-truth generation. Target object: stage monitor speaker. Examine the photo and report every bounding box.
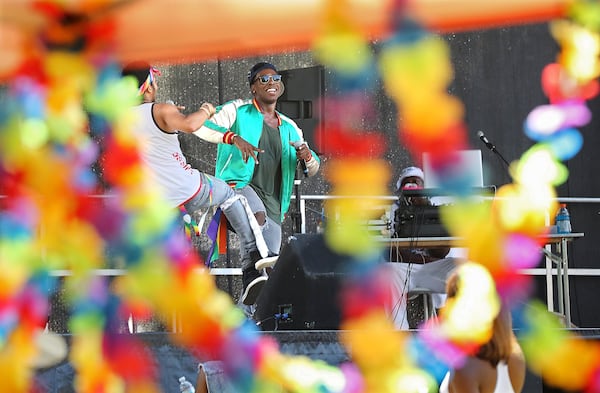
[254,233,351,331]
[276,66,324,155]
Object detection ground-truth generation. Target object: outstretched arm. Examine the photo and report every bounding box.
[153,101,216,134]
[193,100,263,160]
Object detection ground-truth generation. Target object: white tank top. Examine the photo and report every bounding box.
[439,362,514,393]
[131,103,201,207]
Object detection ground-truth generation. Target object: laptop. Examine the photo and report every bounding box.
[393,150,492,238]
[422,149,484,189]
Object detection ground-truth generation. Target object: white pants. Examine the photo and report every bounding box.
[383,257,457,330]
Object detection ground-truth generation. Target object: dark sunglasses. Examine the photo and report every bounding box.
[254,74,282,84]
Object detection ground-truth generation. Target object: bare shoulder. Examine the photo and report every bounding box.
[153,102,179,116]
[507,352,526,393]
[451,357,496,393]
[151,102,182,132]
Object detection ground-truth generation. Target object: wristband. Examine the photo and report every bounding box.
[200,106,211,117]
[223,131,236,144]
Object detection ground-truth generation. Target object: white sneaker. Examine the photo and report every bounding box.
[255,255,279,271]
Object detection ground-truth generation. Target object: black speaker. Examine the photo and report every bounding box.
[276,66,324,155]
[254,233,351,331]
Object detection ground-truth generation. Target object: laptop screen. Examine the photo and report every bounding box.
[422,149,485,205]
[422,149,484,189]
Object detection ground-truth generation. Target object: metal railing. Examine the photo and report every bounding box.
[3,193,599,331]
[3,193,599,281]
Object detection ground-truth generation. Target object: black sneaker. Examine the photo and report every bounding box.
[241,266,267,305]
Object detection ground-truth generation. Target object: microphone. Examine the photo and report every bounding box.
[292,141,309,177]
[477,130,511,168]
[477,130,496,152]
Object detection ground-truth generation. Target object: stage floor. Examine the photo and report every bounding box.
[34,329,600,392]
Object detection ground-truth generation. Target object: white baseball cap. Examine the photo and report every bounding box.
[395,166,424,191]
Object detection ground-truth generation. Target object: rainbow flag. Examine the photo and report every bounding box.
[179,206,200,240]
[206,208,228,267]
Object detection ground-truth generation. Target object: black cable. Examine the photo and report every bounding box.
[255,315,275,327]
[255,312,291,331]
[387,245,412,329]
[397,201,420,328]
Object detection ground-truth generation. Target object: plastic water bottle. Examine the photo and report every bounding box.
[179,376,195,393]
[555,203,572,234]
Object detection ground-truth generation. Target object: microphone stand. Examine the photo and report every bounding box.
[292,168,303,234]
[485,142,511,169]
[479,135,512,185]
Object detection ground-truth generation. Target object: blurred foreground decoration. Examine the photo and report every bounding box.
[0,0,570,81]
[2,0,600,392]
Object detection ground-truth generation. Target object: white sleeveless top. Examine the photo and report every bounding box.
[131,103,201,207]
[439,361,514,393]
